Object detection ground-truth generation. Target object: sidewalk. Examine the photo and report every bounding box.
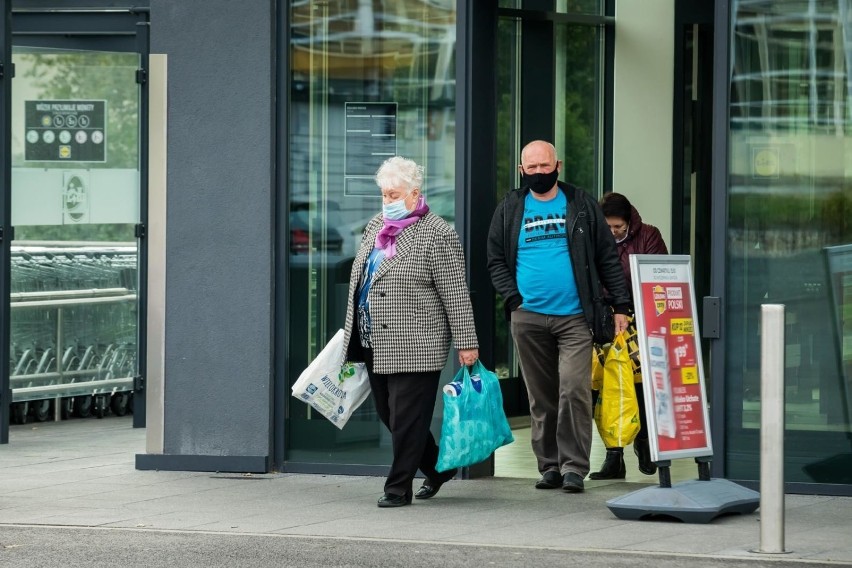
[1,417,851,566]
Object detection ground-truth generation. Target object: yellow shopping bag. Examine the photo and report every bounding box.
[624,318,643,383]
[591,343,606,391]
[593,331,640,447]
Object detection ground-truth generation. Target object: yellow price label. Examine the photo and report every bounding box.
[681,366,699,384]
[670,318,694,335]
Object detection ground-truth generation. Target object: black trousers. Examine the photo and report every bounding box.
[364,349,452,496]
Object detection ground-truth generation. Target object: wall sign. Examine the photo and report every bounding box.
[25,100,107,162]
[630,254,713,461]
[344,102,397,196]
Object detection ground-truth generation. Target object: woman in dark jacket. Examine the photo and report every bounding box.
[590,192,668,479]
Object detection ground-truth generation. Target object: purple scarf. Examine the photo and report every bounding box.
[374,196,430,258]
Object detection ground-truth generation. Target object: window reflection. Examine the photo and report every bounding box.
[728,0,852,485]
[287,0,458,465]
[8,49,140,423]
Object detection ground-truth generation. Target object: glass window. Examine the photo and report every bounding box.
[727,1,852,485]
[494,17,521,382]
[287,1,458,464]
[494,19,603,199]
[554,23,603,195]
[9,48,140,423]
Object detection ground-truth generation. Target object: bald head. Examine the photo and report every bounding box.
[520,140,558,165]
[519,140,561,177]
[518,140,562,199]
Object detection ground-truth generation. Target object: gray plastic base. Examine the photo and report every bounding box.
[606,478,760,523]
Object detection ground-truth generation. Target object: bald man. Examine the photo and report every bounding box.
[487,140,630,493]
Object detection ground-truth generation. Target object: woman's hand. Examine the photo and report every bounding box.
[614,313,630,334]
[458,348,479,367]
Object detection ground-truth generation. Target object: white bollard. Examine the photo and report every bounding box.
[759,304,786,554]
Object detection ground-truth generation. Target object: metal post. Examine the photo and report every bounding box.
[759,304,786,554]
[657,462,672,488]
[54,307,63,422]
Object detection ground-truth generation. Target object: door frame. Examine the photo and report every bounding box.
[708,0,731,479]
[1,2,11,444]
[672,0,719,476]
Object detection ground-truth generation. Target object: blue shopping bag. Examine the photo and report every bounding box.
[436,361,514,472]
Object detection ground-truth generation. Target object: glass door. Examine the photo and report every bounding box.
[284,1,458,468]
[7,45,142,428]
[494,6,608,416]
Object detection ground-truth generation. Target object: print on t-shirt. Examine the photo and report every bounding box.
[523,213,566,243]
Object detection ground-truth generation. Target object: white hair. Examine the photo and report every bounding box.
[375,156,424,193]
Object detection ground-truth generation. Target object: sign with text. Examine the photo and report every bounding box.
[344,102,397,196]
[630,254,713,461]
[25,100,107,162]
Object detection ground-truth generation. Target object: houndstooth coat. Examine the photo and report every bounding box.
[342,212,479,374]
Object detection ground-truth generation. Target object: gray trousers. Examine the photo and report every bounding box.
[511,310,593,477]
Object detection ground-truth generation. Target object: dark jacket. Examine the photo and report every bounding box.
[615,205,668,302]
[486,181,631,326]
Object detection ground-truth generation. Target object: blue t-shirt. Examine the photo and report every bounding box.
[516,192,582,316]
[357,247,385,348]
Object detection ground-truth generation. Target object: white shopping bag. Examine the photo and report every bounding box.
[291,329,370,429]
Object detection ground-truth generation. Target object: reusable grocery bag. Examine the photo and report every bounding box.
[291,329,370,429]
[591,343,606,391]
[436,361,514,472]
[593,331,640,447]
[624,317,643,383]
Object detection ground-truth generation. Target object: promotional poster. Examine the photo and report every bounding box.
[630,255,713,461]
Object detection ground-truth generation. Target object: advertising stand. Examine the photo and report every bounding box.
[606,255,759,523]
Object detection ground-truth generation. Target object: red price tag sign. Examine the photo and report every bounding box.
[630,255,712,461]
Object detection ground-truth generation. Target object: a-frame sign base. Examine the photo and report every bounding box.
[606,478,760,524]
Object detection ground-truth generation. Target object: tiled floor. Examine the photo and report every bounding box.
[495,420,697,484]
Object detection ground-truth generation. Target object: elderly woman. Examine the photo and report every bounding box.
[590,191,668,480]
[342,156,479,508]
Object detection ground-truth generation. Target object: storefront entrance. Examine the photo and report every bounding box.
[277,1,616,478]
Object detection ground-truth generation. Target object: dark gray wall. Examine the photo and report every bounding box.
[150,0,274,466]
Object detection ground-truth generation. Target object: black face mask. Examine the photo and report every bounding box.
[522,168,559,194]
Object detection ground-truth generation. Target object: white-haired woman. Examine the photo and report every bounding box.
[341,156,479,508]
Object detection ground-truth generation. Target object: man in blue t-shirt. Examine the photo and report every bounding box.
[487,140,631,493]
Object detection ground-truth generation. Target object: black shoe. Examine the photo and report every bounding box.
[414,482,441,499]
[588,448,626,480]
[377,492,412,508]
[633,438,657,475]
[535,470,562,489]
[415,467,457,499]
[562,472,585,493]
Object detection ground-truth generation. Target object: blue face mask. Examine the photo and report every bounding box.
[382,197,411,220]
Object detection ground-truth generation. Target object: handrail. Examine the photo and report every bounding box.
[11,368,121,383]
[10,293,137,309]
[11,287,130,302]
[14,377,134,398]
